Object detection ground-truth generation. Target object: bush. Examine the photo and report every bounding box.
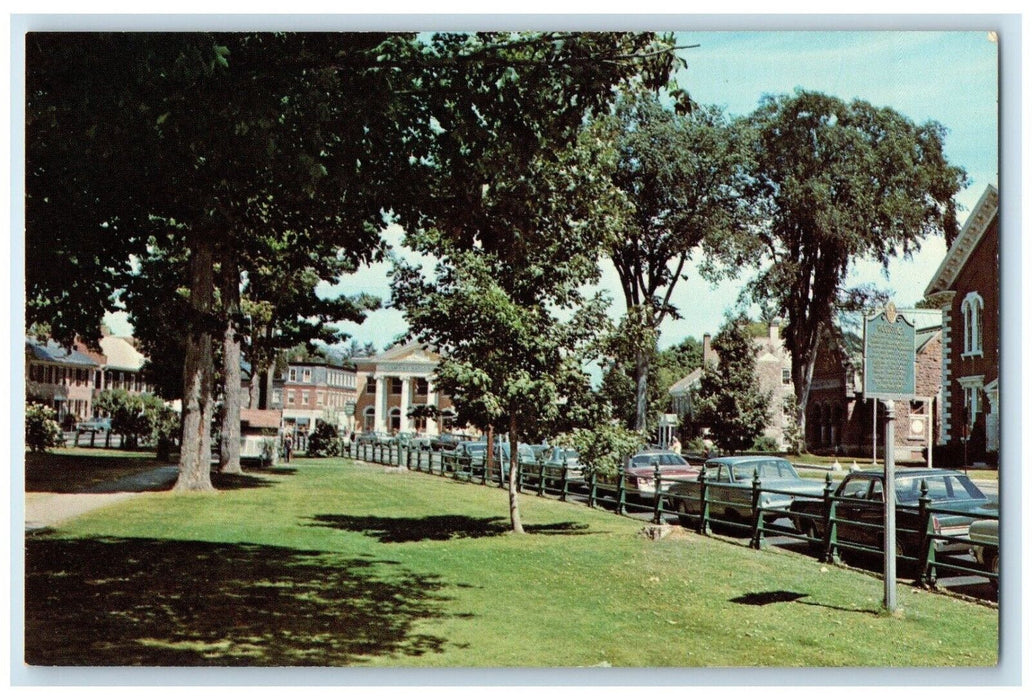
[307,420,345,457]
[750,436,780,453]
[25,402,65,453]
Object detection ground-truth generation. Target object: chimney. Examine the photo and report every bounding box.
[769,319,780,345]
[703,333,714,365]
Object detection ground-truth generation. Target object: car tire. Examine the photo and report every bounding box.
[986,549,999,592]
[800,519,823,553]
[674,498,692,528]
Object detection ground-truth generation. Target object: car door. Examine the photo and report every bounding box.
[835,475,879,546]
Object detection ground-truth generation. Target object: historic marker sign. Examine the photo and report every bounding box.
[863,303,917,401]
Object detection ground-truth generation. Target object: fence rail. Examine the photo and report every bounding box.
[345,443,998,591]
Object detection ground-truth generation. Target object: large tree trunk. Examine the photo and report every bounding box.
[218,247,243,475]
[507,418,524,534]
[633,347,650,432]
[175,236,217,492]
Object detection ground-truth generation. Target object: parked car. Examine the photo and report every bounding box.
[448,441,489,473]
[969,518,999,586]
[597,449,700,499]
[493,442,538,476]
[430,433,467,452]
[789,468,997,559]
[666,456,825,526]
[540,446,584,485]
[355,431,391,446]
[76,416,112,432]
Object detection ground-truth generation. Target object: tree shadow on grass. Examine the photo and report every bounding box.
[307,514,591,543]
[731,590,881,616]
[25,535,454,666]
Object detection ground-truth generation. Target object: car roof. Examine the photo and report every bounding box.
[851,468,970,477]
[706,456,790,465]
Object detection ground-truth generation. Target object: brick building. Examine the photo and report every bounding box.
[25,334,155,426]
[923,184,999,466]
[25,338,100,425]
[268,360,358,439]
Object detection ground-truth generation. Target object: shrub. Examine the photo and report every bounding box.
[25,402,65,453]
[750,436,780,453]
[307,420,345,457]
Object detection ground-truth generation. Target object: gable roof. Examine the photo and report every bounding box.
[924,185,999,296]
[669,367,703,396]
[241,409,282,430]
[99,335,147,371]
[370,340,441,364]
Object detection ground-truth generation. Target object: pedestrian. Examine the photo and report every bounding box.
[284,435,293,463]
[669,436,682,454]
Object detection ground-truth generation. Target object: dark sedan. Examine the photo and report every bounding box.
[789,468,997,559]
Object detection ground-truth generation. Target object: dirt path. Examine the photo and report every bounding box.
[24,466,179,532]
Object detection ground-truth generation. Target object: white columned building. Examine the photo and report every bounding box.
[355,342,451,436]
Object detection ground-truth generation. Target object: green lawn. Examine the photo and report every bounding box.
[24,456,998,667]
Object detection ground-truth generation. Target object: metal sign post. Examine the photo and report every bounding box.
[883,400,897,612]
[863,303,917,614]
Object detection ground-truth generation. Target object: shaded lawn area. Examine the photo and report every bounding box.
[24,457,999,667]
[25,449,172,493]
[24,448,293,493]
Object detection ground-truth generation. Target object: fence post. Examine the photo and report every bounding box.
[559,464,569,502]
[917,479,936,587]
[697,469,710,535]
[587,470,597,509]
[821,472,838,564]
[616,467,627,516]
[652,462,663,524]
[749,468,764,550]
[537,457,546,497]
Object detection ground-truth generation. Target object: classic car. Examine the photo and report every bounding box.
[789,468,997,559]
[597,449,700,499]
[968,518,999,584]
[666,456,825,526]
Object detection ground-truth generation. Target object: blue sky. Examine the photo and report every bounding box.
[102,30,999,352]
[318,30,999,353]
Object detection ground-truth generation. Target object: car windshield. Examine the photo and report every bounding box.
[632,452,687,467]
[895,473,986,503]
[731,460,797,481]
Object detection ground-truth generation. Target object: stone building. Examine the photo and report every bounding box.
[669,320,794,449]
[806,311,942,463]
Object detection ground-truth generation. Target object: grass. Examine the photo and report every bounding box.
[787,454,999,481]
[23,455,998,667]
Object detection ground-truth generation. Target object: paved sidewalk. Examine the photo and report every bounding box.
[24,466,179,532]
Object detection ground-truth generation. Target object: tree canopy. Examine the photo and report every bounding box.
[738,89,967,445]
[585,91,752,431]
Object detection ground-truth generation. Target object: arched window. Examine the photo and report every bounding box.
[389,407,402,432]
[961,292,984,357]
[363,406,375,431]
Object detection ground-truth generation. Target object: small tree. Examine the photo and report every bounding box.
[556,419,646,479]
[695,316,770,454]
[25,403,65,453]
